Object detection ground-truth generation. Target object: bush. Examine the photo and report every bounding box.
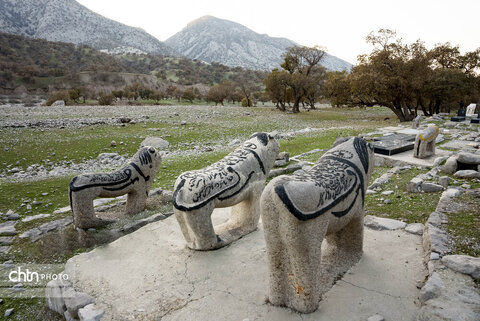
[46,90,71,106]
[98,92,115,106]
[241,98,252,107]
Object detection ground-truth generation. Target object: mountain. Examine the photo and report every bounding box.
[0,0,174,55]
[166,16,352,72]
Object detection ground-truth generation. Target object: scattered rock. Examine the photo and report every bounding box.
[421,182,444,193]
[405,223,424,235]
[141,137,169,150]
[457,152,480,164]
[430,252,440,260]
[366,189,377,195]
[0,221,17,236]
[423,223,452,255]
[180,121,187,126]
[0,237,14,245]
[364,215,407,230]
[381,190,394,195]
[274,159,287,167]
[441,255,480,279]
[51,100,65,107]
[110,140,117,147]
[118,117,131,124]
[438,176,450,188]
[19,217,73,242]
[4,308,13,317]
[64,288,94,319]
[78,304,104,321]
[407,177,423,193]
[454,170,480,179]
[21,213,51,222]
[420,272,444,303]
[442,156,457,174]
[46,278,72,314]
[229,139,241,146]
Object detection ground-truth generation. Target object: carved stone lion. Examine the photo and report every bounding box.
[69,146,162,229]
[413,124,439,159]
[260,137,374,313]
[173,132,280,250]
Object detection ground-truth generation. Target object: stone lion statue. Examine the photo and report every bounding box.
[173,132,280,250]
[69,146,162,229]
[260,137,374,313]
[413,124,439,159]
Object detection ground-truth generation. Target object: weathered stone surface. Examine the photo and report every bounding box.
[0,246,11,254]
[414,125,439,159]
[457,152,480,164]
[140,137,169,150]
[0,221,17,236]
[78,304,104,321]
[438,176,450,188]
[369,173,390,190]
[407,177,423,193]
[423,223,452,255]
[0,236,14,245]
[64,208,425,321]
[442,156,458,174]
[364,215,407,230]
[405,223,424,235]
[19,217,73,242]
[4,308,14,317]
[261,137,374,313]
[45,278,72,315]
[64,288,94,319]
[121,213,167,234]
[433,156,449,167]
[21,213,51,222]
[420,272,444,303]
[367,314,385,321]
[454,170,480,179]
[421,182,444,193]
[51,100,65,107]
[174,133,279,251]
[426,211,447,228]
[441,255,480,279]
[70,146,162,229]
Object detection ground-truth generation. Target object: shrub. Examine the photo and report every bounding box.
[46,90,71,106]
[98,92,115,106]
[241,98,252,107]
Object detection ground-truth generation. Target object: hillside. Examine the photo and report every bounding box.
[166,15,352,72]
[0,0,174,55]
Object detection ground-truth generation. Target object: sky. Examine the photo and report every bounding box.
[76,0,480,64]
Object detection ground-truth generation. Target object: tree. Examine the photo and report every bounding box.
[303,66,327,109]
[207,84,228,105]
[264,69,291,111]
[233,74,260,107]
[182,88,196,103]
[325,71,350,107]
[281,46,326,112]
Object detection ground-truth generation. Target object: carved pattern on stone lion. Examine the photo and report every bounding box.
[173,132,280,250]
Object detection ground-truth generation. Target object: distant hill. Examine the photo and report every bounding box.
[0,0,174,55]
[166,15,352,72]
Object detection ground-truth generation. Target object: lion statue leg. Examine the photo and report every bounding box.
[174,202,219,250]
[261,186,328,314]
[71,190,116,229]
[125,190,148,215]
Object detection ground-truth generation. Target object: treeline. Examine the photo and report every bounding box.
[0,32,266,89]
[325,30,480,121]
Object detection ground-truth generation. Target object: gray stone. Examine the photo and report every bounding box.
[21,213,51,222]
[148,187,163,197]
[457,152,480,164]
[420,272,444,303]
[368,173,390,190]
[421,182,444,193]
[51,100,65,107]
[45,278,72,315]
[364,215,407,230]
[78,304,104,321]
[366,189,377,195]
[20,217,73,242]
[423,223,452,255]
[441,255,480,279]
[433,156,449,167]
[261,137,374,313]
[438,176,450,188]
[407,177,423,193]
[4,308,13,317]
[140,137,169,150]
[367,314,385,321]
[64,288,94,319]
[413,125,439,159]
[174,133,279,251]
[454,170,480,179]
[430,252,440,260]
[426,211,447,228]
[228,138,241,146]
[0,237,14,245]
[381,190,394,195]
[0,246,11,254]
[0,221,17,236]
[274,159,287,167]
[442,156,458,174]
[121,214,166,234]
[276,151,290,162]
[70,146,162,229]
[405,223,424,235]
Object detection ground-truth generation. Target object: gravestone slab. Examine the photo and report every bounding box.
[372,134,416,156]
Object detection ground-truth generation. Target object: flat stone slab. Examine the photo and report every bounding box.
[375,148,451,168]
[440,140,476,150]
[364,215,407,230]
[65,209,425,321]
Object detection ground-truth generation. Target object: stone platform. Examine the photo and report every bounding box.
[65,209,426,321]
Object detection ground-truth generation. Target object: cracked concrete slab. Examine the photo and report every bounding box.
[65,209,425,321]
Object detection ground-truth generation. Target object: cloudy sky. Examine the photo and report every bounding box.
[77,0,479,64]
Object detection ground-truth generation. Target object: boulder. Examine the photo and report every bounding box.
[51,100,65,107]
[0,221,17,236]
[140,137,169,150]
[442,156,457,174]
[438,176,450,188]
[78,304,104,321]
[64,288,94,319]
[457,152,480,164]
[420,272,444,303]
[421,182,444,193]
[405,223,424,235]
[407,177,423,193]
[441,255,480,279]
[454,170,480,179]
[364,215,407,230]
